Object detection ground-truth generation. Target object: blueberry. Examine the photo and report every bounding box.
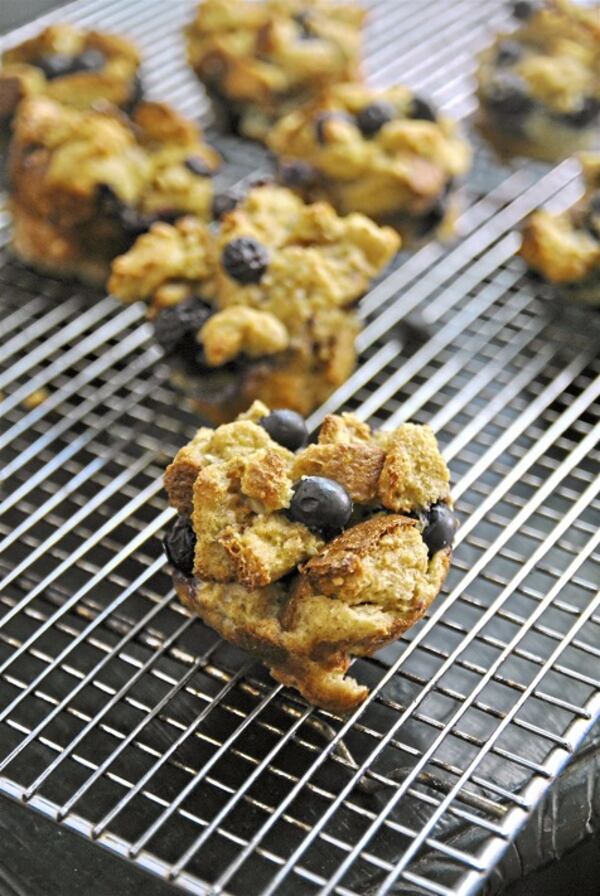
[125,73,144,111]
[416,197,447,235]
[222,237,269,284]
[496,40,523,65]
[485,73,534,119]
[421,503,457,556]
[35,53,75,79]
[184,155,214,176]
[511,0,542,20]
[119,206,159,237]
[96,183,124,217]
[260,409,308,451]
[74,49,106,72]
[153,298,213,356]
[278,159,317,188]
[288,476,353,536]
[408,95,437,122]
[356,101,396,137]
[212,190,240,220]
[314,111,354,144]
[163,515,196,576]
[560,97,600,129]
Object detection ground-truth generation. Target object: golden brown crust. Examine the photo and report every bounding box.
[9,96,219,284]
[0,24,140,120]
[376,424,451,512]
[268,82,471,228]
[185,0,364,141]
[174,541,451,712]
[292,442,385,503]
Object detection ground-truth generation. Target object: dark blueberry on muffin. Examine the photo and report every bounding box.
[288,476,353,536]
[496,40,523,65]
[278,159,318,187]
[486,73,534,120]
[222,237,269,283]
[259,409,309,451]
[356,101,395,137]
[154,298,213,356]
[408,96,437,122]
[164,515,197,576]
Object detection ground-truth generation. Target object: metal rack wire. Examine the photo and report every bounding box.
[0,1,599,894]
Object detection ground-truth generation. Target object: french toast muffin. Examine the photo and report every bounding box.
[268,82,472,239]
[520,153,600,305]
[476,0,600,161]
[184,0,365,142]
[109,183,399,421]
[163,402,457,712]
[9,96,220,284]
[0,23,141,124]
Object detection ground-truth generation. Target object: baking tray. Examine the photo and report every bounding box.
[0,1,599,894]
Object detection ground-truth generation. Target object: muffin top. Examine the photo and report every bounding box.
[10,96,220,225]
[268,83,472,211]
[520,153,600,284]
[185,0,364,102]
[164,401,453,590]
[0,23,140,114]
[109,183,399,368]
[478,0,600,121]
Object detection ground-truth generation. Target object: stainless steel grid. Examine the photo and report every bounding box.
[0,1,599,894]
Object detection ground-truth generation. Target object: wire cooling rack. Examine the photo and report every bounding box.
[0,1,599,894]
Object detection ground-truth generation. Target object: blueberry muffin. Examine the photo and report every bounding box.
[184,0,365,142]
[163,402,456,711]
[268,82,472,239]
[520,154,600,304]
[476,0,600,161]
[9,96,220,284]
[0,23,141,124]
[109,183,399,421]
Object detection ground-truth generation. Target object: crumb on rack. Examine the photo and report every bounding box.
[22,387,50,409]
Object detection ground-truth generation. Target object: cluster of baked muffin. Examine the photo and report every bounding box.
[2,0,598,710]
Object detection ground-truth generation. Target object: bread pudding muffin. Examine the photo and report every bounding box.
[163,402,457,711]
[184,0,364,141]
[0,23,141,124]
[520,153,600,304]
[476,0,600,161]
[9,96,220,284]
[268,82,472,239]
[109,183,399,421]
